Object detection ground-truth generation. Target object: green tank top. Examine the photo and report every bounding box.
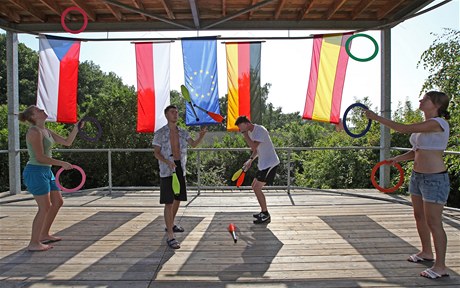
[26,127,55,166]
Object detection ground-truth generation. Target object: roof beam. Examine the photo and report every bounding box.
[377,0,404,20]
[297,0,314,21]
[9,0,46,22]
[158,0,175,19]
[0,6,21,23]
[102,0,193,30]
[203,0,277,29]
[222,0,226,17]
[38,0,62,15]
[274,0,288,20]
[351,0,376,20]
[70,0,97,21]
[188,0,200,29]
[249,0,258,19]
[104,3,123,21]
[131,0,147,20]
[325,0,347,20]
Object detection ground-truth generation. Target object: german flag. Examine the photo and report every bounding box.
[226,42,262,131]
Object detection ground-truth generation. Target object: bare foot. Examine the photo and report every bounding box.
[27,243,53,252]
[40,235,62,244]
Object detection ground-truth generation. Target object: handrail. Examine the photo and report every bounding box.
[1,146,459,194]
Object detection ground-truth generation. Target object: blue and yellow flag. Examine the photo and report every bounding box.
[181,38,220,126]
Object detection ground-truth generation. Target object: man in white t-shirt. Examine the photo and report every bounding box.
[235,116,280,224]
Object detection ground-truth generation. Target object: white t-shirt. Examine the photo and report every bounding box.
[248,124,280,170]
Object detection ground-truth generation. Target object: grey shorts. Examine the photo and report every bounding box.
[409,171,450,205]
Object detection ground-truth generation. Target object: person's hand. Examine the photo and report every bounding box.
[61,161,73,170]
[364,109,378,121]
[199,126,208,137]
[167,160,177,170]
[243,158,253,171]
[385,157,398,165]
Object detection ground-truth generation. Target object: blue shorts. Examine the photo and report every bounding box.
[409,171,450,205]
[23,164,60,196]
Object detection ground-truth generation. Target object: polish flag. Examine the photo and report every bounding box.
[135,42,171,133]
[37,36,81,123]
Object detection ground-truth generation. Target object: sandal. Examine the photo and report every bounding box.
[166,238,181,249]
[164,225,185,233]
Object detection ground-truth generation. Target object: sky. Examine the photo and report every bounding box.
[6,0,460,115]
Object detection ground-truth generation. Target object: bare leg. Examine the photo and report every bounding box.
[40,190,63,241]
[411,195,433,259]
[27,194,53,251]
[164,203,175,240]
[172,199,181,225]
[424,201,448,275]
[252,179,267,212]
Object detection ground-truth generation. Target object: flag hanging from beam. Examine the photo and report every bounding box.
[181,38,220,126]
[225,42,262,131]
[135,42,171,133]
[302,33,352,124]
[37,35,81,123]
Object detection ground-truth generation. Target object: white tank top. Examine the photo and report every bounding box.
[409,117,449,151]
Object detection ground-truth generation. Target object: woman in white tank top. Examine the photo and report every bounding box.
[365,91,451,279]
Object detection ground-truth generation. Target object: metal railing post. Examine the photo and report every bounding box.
[196,150,201,195]
[287,148,291,193]
[108,150,112,194]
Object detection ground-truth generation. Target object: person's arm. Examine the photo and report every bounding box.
[241,131,260,151]
[27,127,72,169]
[387,150,415,164]
[49,121,82,147]
[365,110,443,134]
[153,145,176,170]
[188,126,207,147]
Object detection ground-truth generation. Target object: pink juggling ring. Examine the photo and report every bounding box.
[61,6,88,34]
[56,165,86,193]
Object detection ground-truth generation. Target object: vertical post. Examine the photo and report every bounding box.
[108,150,112,194]
[286,148,291,193]
[7,31,21,195]
[196,150,201,195]
[380,29,391,187]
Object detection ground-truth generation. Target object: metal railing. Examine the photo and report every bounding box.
[2,146,459,194]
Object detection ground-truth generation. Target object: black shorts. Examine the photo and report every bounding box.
[255,165,278,185]
[160,160,187,204]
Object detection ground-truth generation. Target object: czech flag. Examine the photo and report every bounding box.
[225,42,262,131]
[302,33,352,124]
[37,35,81,123]
[135,42,170,133]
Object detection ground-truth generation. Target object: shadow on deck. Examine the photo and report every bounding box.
[0,188,459,288]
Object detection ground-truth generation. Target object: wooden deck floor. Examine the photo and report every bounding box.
[0,188,459,288]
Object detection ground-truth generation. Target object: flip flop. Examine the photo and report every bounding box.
[407,254,434,263]
[166,238,181,249]
[420,268,449,279]
[164,225,185,233]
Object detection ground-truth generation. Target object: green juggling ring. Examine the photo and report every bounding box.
[345,33,379,62]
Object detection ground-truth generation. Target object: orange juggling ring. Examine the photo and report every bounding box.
[371,160,404,193]
[55,165,86,193]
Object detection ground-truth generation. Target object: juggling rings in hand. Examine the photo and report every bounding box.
[371,161,404,193]
[56,165,86,193]
[61,6,88,34]
[345,34,379,62]
[342,103,372,138]
[78,116,102,142]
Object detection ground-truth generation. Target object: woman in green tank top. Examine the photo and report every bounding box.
[19,105,83,252]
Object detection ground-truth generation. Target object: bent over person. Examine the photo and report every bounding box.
[153,105,207,249]
[235,116,280,224]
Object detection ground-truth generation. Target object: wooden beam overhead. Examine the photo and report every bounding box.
[297,0,314,21]
[377,0,405,20]
[70,0,97,21]
[325,0,347,20]
[130,0,147,20]
[9,0,46,22]
[274,0,288,20]
[222,0,226,17]
[38,0,62,16]
[188,0,200,29]
[0,6,21,23]
[351,0,376,20]
[158,0,175,19]
[105,3,123,21]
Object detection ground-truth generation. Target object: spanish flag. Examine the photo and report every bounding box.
[226,42,262,131]
[302,33,352,124]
